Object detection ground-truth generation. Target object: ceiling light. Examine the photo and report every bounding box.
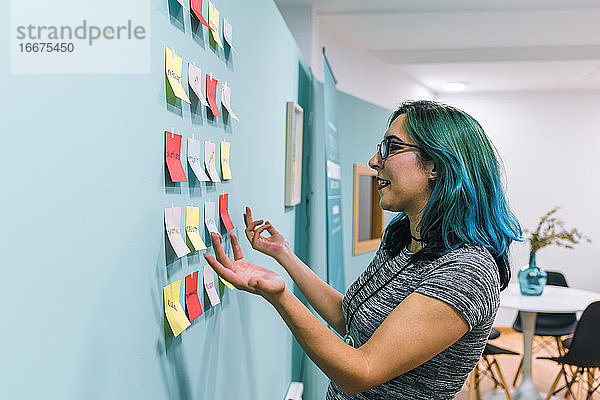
[442,82,466,92]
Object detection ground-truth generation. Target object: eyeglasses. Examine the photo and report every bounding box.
[376,137,422,160]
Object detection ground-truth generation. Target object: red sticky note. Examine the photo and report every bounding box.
[206,74,222,118]
[219,193,235,232]
[191,0,214,32]
[185,271,203,322]
[165,131,187,182]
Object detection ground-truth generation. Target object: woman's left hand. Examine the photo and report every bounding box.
[203,232,286,302]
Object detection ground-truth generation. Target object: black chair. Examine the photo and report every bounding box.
[512,270,578,386]
[470,328,519,400]
[538,301,600,400]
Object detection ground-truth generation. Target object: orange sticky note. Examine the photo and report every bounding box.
[191,0,213,31]
[219,193,234,232]
[165,131,187,182]
[206,74,221,118]
[185,272,204,322]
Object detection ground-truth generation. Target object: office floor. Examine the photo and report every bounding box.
[455,327,599,399]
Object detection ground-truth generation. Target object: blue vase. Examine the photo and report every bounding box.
[518,251,547,296]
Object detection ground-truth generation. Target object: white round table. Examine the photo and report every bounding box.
[494,284,600,400]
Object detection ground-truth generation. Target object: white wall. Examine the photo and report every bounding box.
[437,90,600,325]
[276,5,433,109]
[314,22,433,109]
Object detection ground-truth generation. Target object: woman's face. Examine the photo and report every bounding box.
[368,114,435,216]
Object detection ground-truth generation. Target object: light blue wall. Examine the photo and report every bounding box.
[1,1,401,399]
[337,91,396,287]
[299,84,395,400]
[1,1,308,399]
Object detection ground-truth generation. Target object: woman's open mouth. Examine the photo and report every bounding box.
[377,178,391,190]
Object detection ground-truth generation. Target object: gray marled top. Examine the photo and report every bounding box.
[326,244,500,400]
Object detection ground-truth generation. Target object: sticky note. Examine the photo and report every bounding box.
[220,141,232,180]
[220,82,239,121]
[191,0,212,31]
[165,131,187,182]
[205,74,222,118]
[165,47,191,104]
[204,141,221,182]
[165,207,191,258]
[187,137,210,182]
[204,201,219,234]
[185,272,204,322]
[186,206,207,251]
[220,276,235,290]
[204,264,221,306]
[164,280,191,337]
[208,1,223,49]
[219,193,234,232]
[188,63,209,107]
[223,18,233,47]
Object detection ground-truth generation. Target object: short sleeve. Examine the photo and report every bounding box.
[414,247,500,330]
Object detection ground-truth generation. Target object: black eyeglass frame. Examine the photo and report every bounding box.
[376,137,422,160]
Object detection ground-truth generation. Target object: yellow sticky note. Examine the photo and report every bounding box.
[163,280,191,337]
[219,276,235,290]
[208,1,224,49]
[220,141,232,180]
[186,206,207,251]
[165,47,191,104]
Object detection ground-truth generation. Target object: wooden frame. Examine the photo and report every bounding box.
[284,102,304,206]
[353,164,385,255]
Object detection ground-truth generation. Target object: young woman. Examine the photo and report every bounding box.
[204,100,521,399]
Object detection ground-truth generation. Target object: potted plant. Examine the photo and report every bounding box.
[519,207,591,295]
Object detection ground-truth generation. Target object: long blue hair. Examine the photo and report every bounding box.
[382,100,522,290]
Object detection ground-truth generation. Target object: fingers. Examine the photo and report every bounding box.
[230,233,244,261]
[203,253,238,285]
[210,232,232,268]
[246,220,264,231]
[243,206,253,228]
[244,219,263,244]
[264,221,279,235]
[252,224,271,247]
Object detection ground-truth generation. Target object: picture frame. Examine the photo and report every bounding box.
[353,164,385,255]
[285,101,304,207]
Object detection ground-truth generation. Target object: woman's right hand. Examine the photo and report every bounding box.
[243,206,290,260]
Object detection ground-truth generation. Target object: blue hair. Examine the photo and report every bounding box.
[383,100,522,290]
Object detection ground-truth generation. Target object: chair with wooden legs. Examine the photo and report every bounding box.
[538,301,600,400]
[469,328,519,400]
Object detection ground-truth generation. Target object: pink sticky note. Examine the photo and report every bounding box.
[206,74,222,118]
[165,131,187,182]
[185,271,204,322]
[204,264,220,306]
[164,207,191,258]
[191,0,214,32]
[219,193,234,232]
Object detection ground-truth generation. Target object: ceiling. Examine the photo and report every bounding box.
[275,0,600,93]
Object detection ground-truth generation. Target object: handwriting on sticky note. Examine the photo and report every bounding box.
[203,264,220,306]
[165,207,191,258]
[165,47,191,103]
[185,272,203,321]
[164,280,191,336]
[165,132,187,183]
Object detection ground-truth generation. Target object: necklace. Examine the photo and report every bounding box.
[343,248,412,347]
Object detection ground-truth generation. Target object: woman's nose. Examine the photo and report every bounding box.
[368,152,382,170]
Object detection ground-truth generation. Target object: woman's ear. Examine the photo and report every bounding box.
[429,164,437,181]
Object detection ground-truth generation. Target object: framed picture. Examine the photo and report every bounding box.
[285,102,304,206]
[353,164,385,255]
